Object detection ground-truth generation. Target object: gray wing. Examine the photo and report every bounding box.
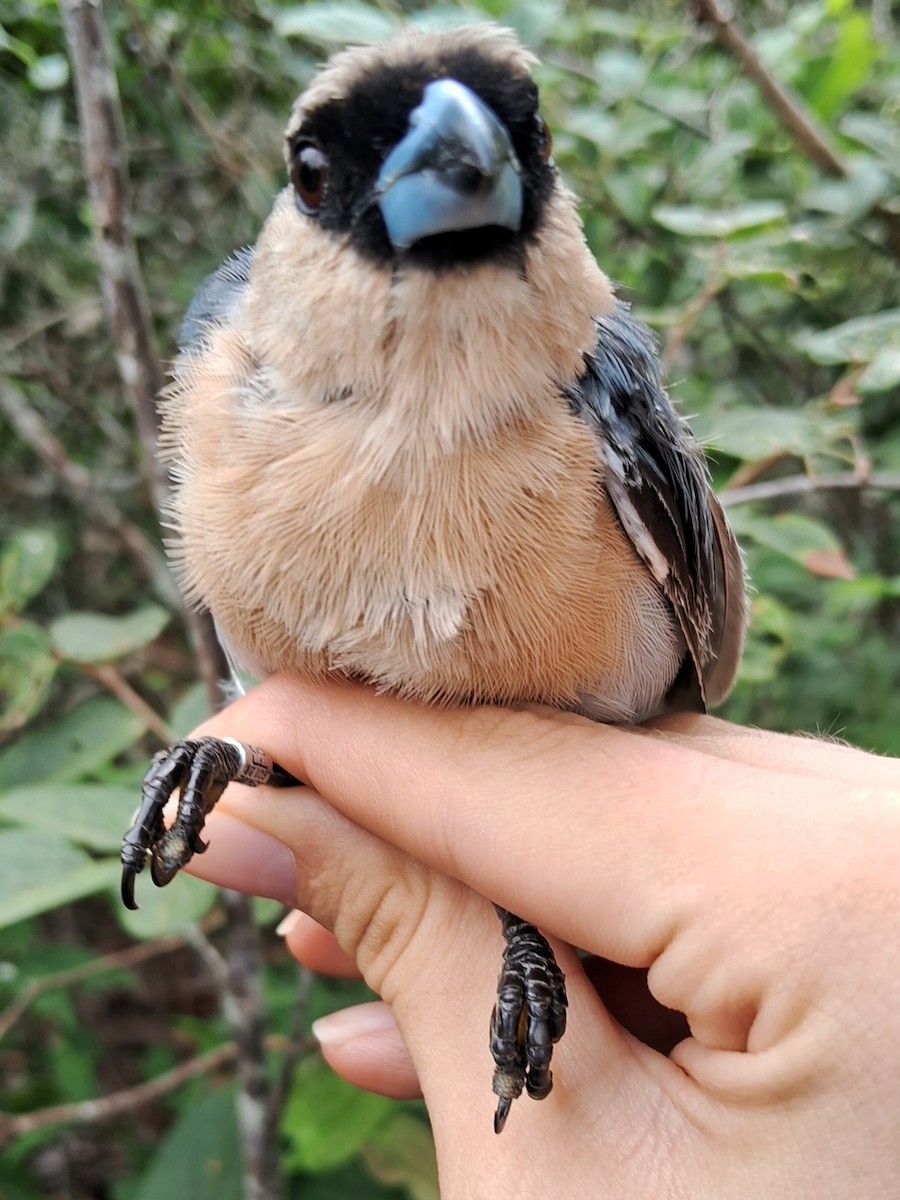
[178,246,255,353]
[176,247,257,699]
[568,306,745,710]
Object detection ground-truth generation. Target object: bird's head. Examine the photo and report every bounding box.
[239,26,614,454]
[284,25,556,271]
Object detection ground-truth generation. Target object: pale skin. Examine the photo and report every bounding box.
[183,675,900,1199]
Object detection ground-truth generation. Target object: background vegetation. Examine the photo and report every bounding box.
[1,0,898,1196]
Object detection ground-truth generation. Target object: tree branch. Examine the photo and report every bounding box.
[0,932,199,1042]
[0,1043,239,1145]
[721,471,900,507]
[0,381,170,597]
[59,0,230,704]
[80,662,174,744]
[219,889,280,1200]
[694,0,900,259]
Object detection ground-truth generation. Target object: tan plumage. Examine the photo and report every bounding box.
[161,27,743,723]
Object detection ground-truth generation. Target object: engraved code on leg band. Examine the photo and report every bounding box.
[222,738,276,787]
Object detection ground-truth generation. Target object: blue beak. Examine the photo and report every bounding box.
[375,79,523,250]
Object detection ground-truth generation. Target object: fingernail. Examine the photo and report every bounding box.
[276,909,303,938]
[312,1002,397,1046]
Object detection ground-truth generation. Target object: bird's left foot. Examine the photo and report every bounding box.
[490,906,568,1133]
[120,735,300,909]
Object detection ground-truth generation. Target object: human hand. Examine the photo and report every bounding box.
[184,676,900,1199]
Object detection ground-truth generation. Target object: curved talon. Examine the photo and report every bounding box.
[150,853,179,889]
[121,865,139,911]
[494,1097,512,1134]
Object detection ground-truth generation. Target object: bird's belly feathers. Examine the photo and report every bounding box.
[165,334,684,722]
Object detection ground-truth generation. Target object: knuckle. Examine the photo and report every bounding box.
[328,859,435,998]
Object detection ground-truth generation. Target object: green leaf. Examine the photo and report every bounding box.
[281,1055,395,1173]
[168,682,211,738]
[49,605,171,664]
[362,1112,438,1200]
[133,1085,243,1200]
[803,160,888,219]
[857,347,900,394]
[252,896,285,927]
[115,872,218,940]
[27,54,69,92]
[839,112,900,164]
[738,594,795,684]
[0,783,136,852]
[0,697,145,789]
[0,830,118,928]
[727,510,851,577]
[0,529,58,615]
[695,405,827,462]
[806,12,878,120]
[273,3,397,44]
[794,308,900,366]
[0,622,57,733]
[652,201,786,238]
[591,49,646,99]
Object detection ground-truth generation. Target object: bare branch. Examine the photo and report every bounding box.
[58,0,166,510]
[721,471,900,507]
[0,381,169,595]
[59,0,230,704]
[0,932,205,1041]
[80,662,174,744]
[693,0,900,259]
[266,964,315,1145]
[1,1043,238,1145]
[661,243,727,373]
[220,889,279,1200]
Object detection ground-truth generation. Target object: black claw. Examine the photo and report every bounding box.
[120,736,302,907]
[121,865,139,911]
[489,905,567,1131]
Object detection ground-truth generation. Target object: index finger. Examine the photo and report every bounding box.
[194,676,886,969]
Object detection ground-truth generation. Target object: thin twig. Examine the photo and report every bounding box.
[0,932,199,1042]
[81,662,174,744]
[721,471,900,507]
[661,243,727,373]
[545,51,711,139]
[183,923,230,992]
[0,381,170,596]
[265,964,315,1146]
[0,1033,308,1146]
[0,1043,239,1145]
[122,0,274,186]
[693,0,900,258]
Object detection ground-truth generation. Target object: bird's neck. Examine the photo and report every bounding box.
[245,189,615,474]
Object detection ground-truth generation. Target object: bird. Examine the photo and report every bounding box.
[120,24,746,1133]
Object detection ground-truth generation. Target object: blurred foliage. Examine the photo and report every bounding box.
[1,0,899,1195]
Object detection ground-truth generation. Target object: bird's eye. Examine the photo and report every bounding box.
[290,141,329,214]
[536,115,553,162]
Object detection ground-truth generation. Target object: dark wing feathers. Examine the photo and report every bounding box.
[568,306,745,709]
[178,246,255,353]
